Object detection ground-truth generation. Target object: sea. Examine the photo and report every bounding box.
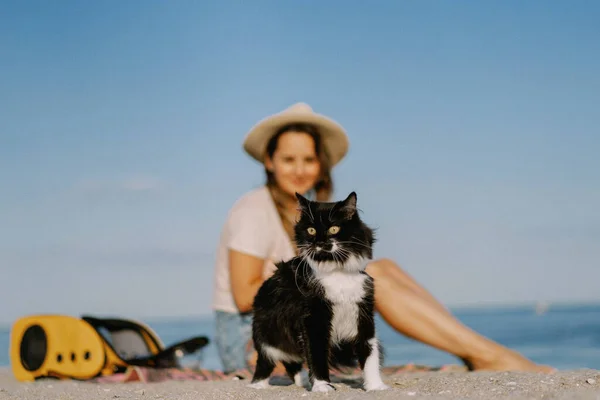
[2,303,600,372]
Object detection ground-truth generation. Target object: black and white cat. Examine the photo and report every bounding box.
[249,191,389,392]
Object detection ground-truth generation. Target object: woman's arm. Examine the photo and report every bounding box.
[228,249,266,313]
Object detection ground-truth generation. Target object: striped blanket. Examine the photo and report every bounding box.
[92,363,467,383]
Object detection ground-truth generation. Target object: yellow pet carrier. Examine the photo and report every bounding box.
[9,314,209,382]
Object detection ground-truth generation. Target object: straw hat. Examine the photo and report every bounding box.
[243,102,349,166]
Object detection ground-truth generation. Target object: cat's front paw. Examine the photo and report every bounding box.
[311,380,336,392]
[364,381,390,391]
[247,379,270,389]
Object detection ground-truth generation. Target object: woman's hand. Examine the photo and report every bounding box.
[262,259,278,280]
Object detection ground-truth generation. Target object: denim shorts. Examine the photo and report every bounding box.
[214,310,253,373]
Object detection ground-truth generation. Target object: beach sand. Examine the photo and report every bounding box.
[2,368,600,399]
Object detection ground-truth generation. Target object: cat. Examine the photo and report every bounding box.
[248,191,390,392]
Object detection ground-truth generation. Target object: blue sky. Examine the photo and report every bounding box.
[1,1,599,325]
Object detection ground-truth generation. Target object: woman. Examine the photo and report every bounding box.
[211,102,553,374]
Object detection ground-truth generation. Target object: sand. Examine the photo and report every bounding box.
[2,368,600,400]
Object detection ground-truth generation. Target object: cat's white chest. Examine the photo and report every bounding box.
[318,271,367,343]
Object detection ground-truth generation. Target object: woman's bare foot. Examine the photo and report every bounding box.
[463,347,555,373]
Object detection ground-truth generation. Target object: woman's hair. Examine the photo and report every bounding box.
[264,123,333,246]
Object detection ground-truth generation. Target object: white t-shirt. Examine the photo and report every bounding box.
[212,186,296,313]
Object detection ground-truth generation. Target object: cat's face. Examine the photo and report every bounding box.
[294,192,374,273]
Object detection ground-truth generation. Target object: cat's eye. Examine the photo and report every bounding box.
[307,227,317,235]
[328,226,340,235]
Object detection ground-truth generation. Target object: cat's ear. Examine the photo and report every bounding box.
[295,192,311,211]
[339,191,357,219]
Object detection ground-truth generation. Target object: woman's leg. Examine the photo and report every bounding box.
[214,311,249,373]
[365,258,554,372]
[214,311,255,373]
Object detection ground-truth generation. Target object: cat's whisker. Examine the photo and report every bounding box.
[333,247,353,259]
[296,253,315,297]
[351,237,373,247]
[308,204,315,223]
[304,256,316,287]
[293,265,305,297]
[296,207,314,223]
[333,252,348,265]
[340,238,372,247]
[336,240,372,250]
[331,250,341,265]
[333,247,350,262]
[339,236,371,246]
[333,246,351,255]
[296,244,312,258]
[300,250,316,285]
